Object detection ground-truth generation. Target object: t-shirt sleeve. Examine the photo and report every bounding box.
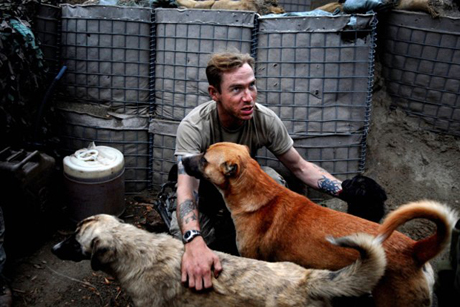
[267,114,294,156]
[175,120,203,156]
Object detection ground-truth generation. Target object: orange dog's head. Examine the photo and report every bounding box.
[182,142,251,188]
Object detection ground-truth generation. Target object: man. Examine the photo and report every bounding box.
[172,51,356,291]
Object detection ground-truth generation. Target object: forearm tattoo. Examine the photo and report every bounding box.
[317,176,342,196]
[178,199,198,229]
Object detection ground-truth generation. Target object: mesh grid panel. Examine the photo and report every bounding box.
[381,10,460,136]
[59,5,152,115]
[154,9,255,120]
[255,14,376,179]
[149,119,179,188]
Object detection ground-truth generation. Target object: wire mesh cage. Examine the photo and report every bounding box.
[149,119,179,188]
[59,5,152,115]
[255,14,377,180]
[35,4,154,193]
[153,9,256,120]
[381,10,460,136]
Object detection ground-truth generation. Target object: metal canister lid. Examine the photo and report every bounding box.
[63,143,124,180]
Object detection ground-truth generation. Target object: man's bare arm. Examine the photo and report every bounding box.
[176,156,222,290]
[277,147,342,196]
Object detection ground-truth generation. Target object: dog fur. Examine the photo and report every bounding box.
[52,214,387,307]
[182,142,458,307]
[340,174,387,222]
[176,0,285,15]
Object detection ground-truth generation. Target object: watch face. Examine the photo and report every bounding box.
[183,230,200,243]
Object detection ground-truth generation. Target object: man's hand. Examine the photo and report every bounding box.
[181,236,222,290]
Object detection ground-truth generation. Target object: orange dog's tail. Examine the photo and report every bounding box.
[378,200,458,265]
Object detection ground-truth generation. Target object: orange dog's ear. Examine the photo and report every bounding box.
[222,161,238,177]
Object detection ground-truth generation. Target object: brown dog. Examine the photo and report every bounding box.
[52,214,387,307]
[182,142,458,307]
[176,0,285,15]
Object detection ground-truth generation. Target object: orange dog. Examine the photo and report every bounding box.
[183,142,458,307]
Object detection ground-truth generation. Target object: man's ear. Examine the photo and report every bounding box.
[222,161,238,177]
[208,85,220,102]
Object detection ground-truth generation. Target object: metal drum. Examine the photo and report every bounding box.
[63,143,125,223]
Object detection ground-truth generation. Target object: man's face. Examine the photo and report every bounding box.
[209,63,257,126]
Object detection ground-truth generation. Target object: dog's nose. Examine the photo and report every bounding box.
[182,154,204,179]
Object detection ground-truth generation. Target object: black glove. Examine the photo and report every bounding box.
[338,174,387,222]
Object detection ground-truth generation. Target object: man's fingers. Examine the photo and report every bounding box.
[203,273,213,289]
[187,273,196,289]
[213,258,223,278]
[181,268,187,283]
[193,276,203,291]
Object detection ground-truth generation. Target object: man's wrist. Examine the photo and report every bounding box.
[182,229,202,244]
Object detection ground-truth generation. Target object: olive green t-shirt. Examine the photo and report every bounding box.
[175,100,293,158]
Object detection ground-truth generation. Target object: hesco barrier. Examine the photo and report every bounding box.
[381,10,460,136]
[36,4,153,193]
[35,4,377,194]
[254,14,376,186]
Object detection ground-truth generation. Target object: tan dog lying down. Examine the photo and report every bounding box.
[176,0,285,15]
[182,142,458,307]
[52,214,387,307]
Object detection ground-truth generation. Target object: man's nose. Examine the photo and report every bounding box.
[242,88,253,102]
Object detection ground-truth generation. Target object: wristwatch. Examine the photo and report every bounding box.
[182,229,202,244]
